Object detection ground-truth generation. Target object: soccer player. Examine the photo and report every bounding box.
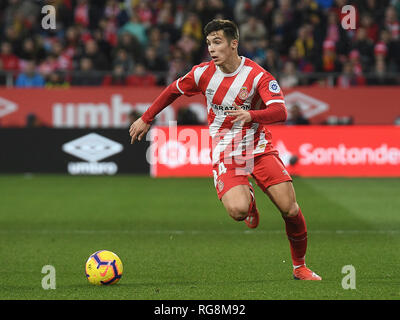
[129,19,321,281]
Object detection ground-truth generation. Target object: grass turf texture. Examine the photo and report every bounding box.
[0,175,399,300]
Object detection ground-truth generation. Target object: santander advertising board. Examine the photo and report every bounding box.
[149,126,400,177]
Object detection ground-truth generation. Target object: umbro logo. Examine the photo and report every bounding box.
[206,88,215,96]
[62,133,123,162]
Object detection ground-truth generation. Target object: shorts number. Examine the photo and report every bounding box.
[213,162,227,187]
[212,169,218,187]
[218,162,227,175]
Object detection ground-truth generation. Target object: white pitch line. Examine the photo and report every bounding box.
[0,229,399,235]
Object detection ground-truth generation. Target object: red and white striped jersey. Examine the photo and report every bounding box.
[176,56,286,165]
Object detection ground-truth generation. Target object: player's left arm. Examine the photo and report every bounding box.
[250,74,287,124]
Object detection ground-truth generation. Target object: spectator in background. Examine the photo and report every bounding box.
[64,26,81,61]
[15,60,44,87]
[136,0,153,28]
[103,0,124,28]
[286,104,309,125]
[144,46,167,85]
[240,16,267,44]
[325,10,340,43]
[45,72,70,88]
[367,58,397,85]
[348,49,363,76]
[240,16,268,65]
[119,11,148,46]
[38,53,58,78]
[270,9,288,53]
[102,64,129,86]
[336,61,366,88]
[18,38,45,62]
[294,24,315,62]
[285,45,312,72]
[156,2,181,44]
[359,0,386,23]
[74,0,102,30]
[234,0,251,25]
[360,13,379,43]
[112,48,134,74]
[51,41,73,71]
[82,39,109,70]
[324,9,350,55]
[279,0,295,24]
[280,61,300,88]
[74,0,90,28]
[144,45,167,73]
[0,42,19,71]
[71,57,102,86]
[394,0,400,20]
[114,32,144,66]
[166,47,191,85]
[3,0,22,30]
[263,47,281,76]
[191,0,213,29]
[351,27,374,72]
[182,13,203,44]
[376,29,400,72]
[127,63,156,86]
[97,18,118,48]
[3,0,40,40]
[92,25,113,60]
[384,6,400,40]
[147,27,171,63]
[320,39,341,73]
[2,26,22,56]
[374,41,388,63]
[177,34,201,63]
[255,0,276,30]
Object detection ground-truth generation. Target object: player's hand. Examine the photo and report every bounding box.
[226,104,252,126]
[129,117,151,144]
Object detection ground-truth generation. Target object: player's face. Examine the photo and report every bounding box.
[206,30,237,66]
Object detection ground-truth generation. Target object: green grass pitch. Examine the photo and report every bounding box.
[0,175,399,300]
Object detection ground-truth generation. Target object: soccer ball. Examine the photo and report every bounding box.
[85,250,123,285]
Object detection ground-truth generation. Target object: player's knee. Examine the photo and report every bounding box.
[280,202,299,218]
[226,202,250,221]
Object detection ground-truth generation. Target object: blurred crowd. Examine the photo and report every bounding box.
[1,0,400,88]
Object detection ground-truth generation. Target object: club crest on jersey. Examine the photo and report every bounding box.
[269,80,280,93]
[239,87,249,100]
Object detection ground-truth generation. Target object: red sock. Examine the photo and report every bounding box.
[283,208,307,267]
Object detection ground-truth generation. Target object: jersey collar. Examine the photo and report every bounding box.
[216,56,245,77]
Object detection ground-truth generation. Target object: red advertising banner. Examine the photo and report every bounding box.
[270,126,400,177]
[149,125,400,177]
[0,87,399,127]
[148,126,211,177]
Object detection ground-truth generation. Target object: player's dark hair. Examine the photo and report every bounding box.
[204,19,239,42]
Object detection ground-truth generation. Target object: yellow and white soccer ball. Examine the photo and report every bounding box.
[85,250,123,285]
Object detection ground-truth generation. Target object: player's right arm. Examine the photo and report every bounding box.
[129,66,202,144]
